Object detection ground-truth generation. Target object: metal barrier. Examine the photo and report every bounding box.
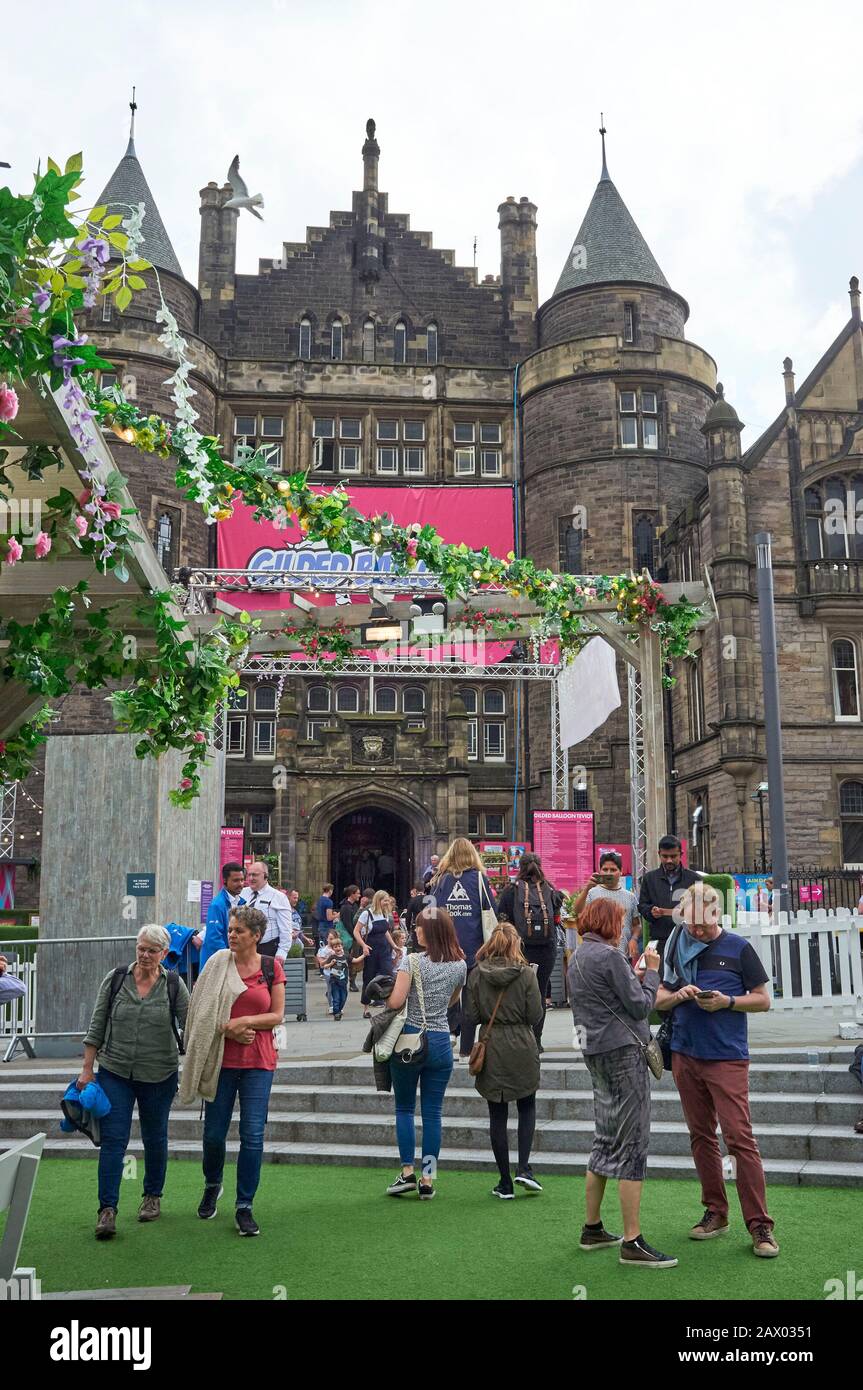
[733,909,863,1013]
[0,935,142,1062]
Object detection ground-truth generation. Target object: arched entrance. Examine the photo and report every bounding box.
[330,807,413,904]
[305,784,436,908]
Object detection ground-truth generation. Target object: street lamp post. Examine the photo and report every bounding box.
[755,533,789,915]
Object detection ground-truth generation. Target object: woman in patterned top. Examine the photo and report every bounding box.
[384,907,467,1201]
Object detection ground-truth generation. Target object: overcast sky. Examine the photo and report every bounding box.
[3,0,863,442]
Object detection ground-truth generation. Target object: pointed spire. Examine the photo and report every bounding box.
[599,112,609,181]
[553,137,670,298]
[94,105,183,278]
[126,86,137,157]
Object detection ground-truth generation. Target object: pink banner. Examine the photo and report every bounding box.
[219,827,245,882]
[217,485,516,612]
[595,842,633,877]
[0,865,14,910]
[533,810,595,893]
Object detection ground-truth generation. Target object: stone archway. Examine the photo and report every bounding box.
[306,784,436,903]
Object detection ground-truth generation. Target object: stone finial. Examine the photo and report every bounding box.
[850,276,861,323]
[782,357,795,405]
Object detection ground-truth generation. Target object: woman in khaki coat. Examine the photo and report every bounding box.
[464,922,544,1198]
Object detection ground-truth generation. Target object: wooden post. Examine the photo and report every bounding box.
[640,626,667,857]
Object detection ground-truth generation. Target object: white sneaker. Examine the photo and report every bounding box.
[457,1055,470,1065]
[450,1035,458,1048]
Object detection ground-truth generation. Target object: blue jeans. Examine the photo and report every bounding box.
[97,1067,178,1211]
[203,1067,274,1208]
[389,1028,454,1171]
[331,978,348,1014]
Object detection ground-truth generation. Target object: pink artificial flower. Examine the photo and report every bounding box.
[406,538,418,558]
[192,732,206,744]
[77,488,92,507]
[0,382,19,423]
[101,501,122,521]
[179,777,194,792]
[34,531,51,559]
[11,305,32,327]
[72,514,88,538]
[5,538,23,565]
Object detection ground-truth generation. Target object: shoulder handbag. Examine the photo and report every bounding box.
[391,956,429,1067]
[468,979,510,1076]
[574,953,664,1081]
[479,874,498,943]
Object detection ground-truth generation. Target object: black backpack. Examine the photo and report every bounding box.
[105,966,185,1055]
[513,881,555,942]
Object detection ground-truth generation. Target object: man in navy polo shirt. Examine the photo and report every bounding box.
[656,882,779,1259]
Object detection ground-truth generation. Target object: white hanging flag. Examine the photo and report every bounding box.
[558,638,621,749]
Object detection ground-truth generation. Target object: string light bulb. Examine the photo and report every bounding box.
[372,530,382,545]
[277,480,291,495]
[121,427,136,445]
[472,569,482,581]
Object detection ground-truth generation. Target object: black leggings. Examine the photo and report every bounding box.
[487,1095,537,1183]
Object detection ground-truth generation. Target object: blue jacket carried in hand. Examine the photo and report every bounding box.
[60,1078,112,1147]
[200,887,237,969]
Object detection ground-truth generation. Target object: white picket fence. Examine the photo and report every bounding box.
[733,909,863,1013]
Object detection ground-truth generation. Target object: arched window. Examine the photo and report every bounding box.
[483,688,505,715]
[460,689,478,714]
[394,321,407,364]
[832,639,859,720]
[374,685,397,713]
[254,685,277,711]
[307,685,331,712]
[299,318,312,360]
[839,780,863,863]
[363,319,376,362]
[331,319,343,361]
[336,685,359,713]
[403,687,426,713]
[824,477,848,559]
[426,323,438,365]
[687,657,706,741]
[633,512,657,574]
[805,484,824,559]
[559,519,583,574]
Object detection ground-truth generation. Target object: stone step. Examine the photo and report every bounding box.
[4,1106,862,1165]
[3,1055,859,1094]
[3,1133,860,1187]
[5,1081,861,1128]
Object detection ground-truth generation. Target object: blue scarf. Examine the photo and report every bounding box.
[664,926,710,985]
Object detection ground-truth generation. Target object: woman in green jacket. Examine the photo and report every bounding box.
[464,922,544,1199]
[79,924,189,1241]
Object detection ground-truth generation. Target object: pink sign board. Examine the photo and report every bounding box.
[532,811,595,893]
[219,826,245,881]
[217,485,515,613]
[595,842,633,877]
[798,884,824,904]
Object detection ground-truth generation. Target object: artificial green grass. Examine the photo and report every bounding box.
[14,1159,859,1301]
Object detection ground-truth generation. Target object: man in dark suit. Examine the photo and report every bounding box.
[637,835,700,966]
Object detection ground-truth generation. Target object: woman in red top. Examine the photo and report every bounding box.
[198,905,285,1236]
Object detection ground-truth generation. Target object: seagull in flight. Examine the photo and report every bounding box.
[224,155,264,220]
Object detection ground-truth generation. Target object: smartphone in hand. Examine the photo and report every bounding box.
[636,940,659,970]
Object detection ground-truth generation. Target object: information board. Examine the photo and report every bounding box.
[532,811,594,892]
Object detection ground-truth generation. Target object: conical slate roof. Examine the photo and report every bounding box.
[554,160,669,298]
[94,137,184,279]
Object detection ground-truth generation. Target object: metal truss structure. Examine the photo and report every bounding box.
[178,566,707,883]
[0,782,16,861]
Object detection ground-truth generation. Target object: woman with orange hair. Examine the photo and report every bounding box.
[568,898,675,1268]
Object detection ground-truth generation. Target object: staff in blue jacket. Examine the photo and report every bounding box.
[198,862,246,970]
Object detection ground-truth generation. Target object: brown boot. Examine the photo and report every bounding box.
[137,1195,161,1222]
[95,1206,116,1240]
